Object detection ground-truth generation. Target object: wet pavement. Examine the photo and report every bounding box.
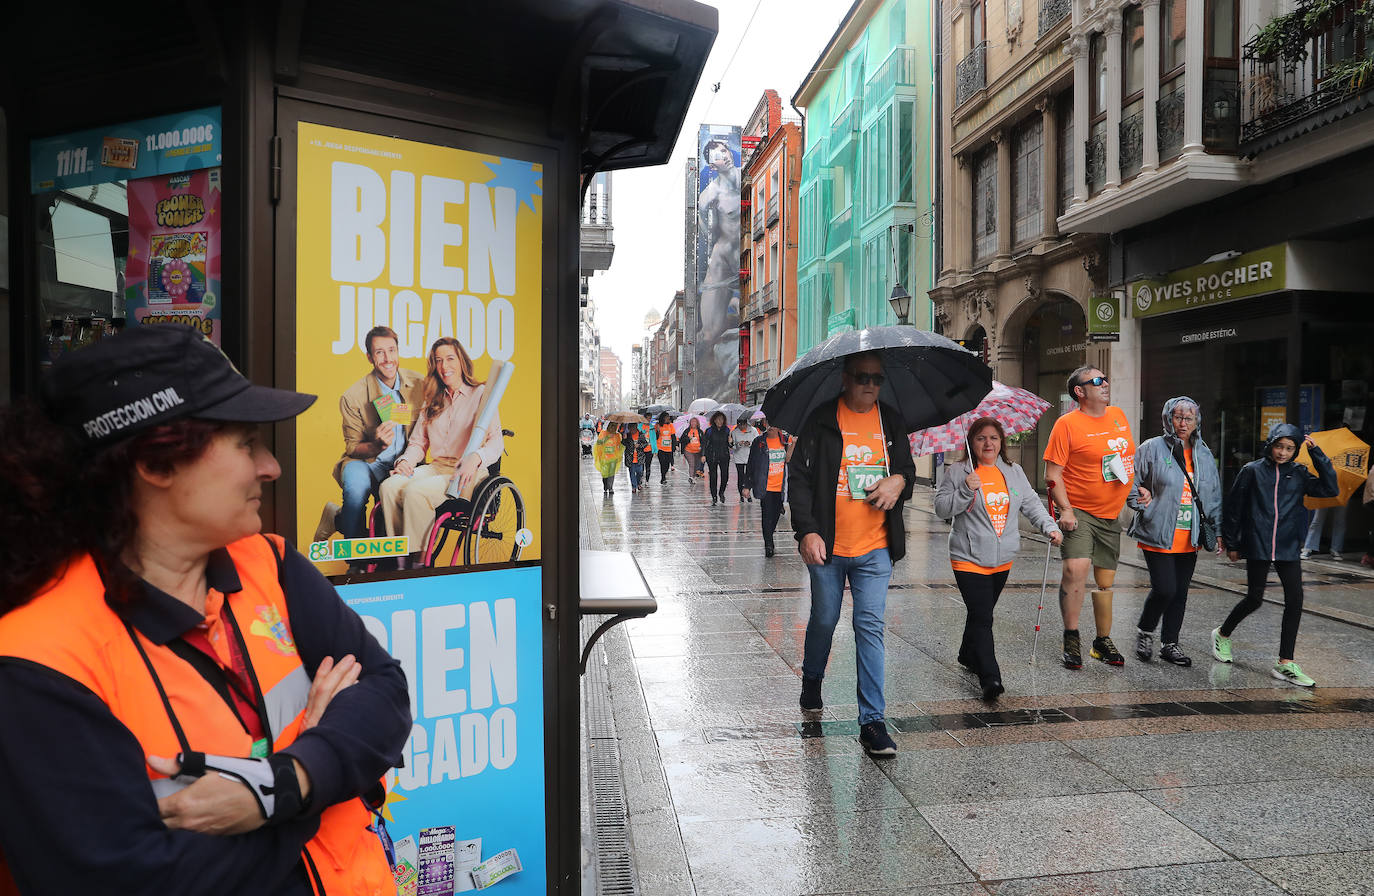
[579,456,1374,896]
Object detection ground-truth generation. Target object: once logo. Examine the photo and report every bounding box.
[1107,437,1129,453]
[1096,301,1114,322]
[984,491,1010,511]
[1135,284,1153,312]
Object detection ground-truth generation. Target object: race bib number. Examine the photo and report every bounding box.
[846,464,886,499]
[768,447,786,473]
[1102,452,1130,483]
[1176,483,1194,530]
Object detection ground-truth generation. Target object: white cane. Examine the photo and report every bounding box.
[1030,485,1057,666]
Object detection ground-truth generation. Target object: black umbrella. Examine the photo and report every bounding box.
[761,326,993,435]
[643,403,677,418]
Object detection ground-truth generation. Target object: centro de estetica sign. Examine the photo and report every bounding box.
[1129,244,1286,318]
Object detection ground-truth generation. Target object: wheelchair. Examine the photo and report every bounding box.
[419,428,526,568]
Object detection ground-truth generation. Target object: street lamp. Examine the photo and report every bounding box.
[887,223,913,325]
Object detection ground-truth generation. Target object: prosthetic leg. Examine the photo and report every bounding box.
[1088,569,1125,665]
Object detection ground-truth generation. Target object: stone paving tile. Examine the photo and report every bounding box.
[679,809,976,896]
[1246,850,1374,896]
[1144,776,1374,858]
[633,651,797,683]
[663,753,913,824]
[806,885,992,896]
[984,860,1290,895]
[918,791,1225,880]
[628,630,775,658]
[880,741,1127,807]
[944,726,1064,748]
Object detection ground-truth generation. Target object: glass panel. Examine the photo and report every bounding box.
[972,0,985,48]
[898,101,914,202]
[878,107,891,210]
[1208,0,1235,59]
[1091,33,1109,115]
[1057,92,1074,215]
[1163,0,1187,72]
[1124,5,1146,98]
[973,146,997,262]
[1013,117,1044,244]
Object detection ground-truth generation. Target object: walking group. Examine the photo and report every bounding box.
[780,354,1342,759]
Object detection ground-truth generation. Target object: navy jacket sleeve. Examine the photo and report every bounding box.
[787,420,822,540]
[1222,462,1253,551]
[0,661,319,896]
[275,544,411,813]
[1303,445,1340,499]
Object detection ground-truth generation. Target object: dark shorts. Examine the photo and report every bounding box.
[1060,508,1122,570]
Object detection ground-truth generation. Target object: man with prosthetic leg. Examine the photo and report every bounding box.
[1044,366,1137,668]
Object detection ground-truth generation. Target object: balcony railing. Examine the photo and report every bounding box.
[752,212,765,240]
[758,280,778,314]
[955,42,987,107]
[1241,0,1373,149]
[825,205,853,254]
[832,96,862,134]
[802,139,829,180]
[1086,124,1107,194]
[1119,108,1145,179]
[864,46,919,110]
[746,359,774,391]
[742,292,762,322]
[766,193,779,226]
[1039,0,1071,36]
[1156,79,1187,159]
[1203,72,1241,153]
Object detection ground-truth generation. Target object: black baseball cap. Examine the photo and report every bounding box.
[44,324,317,445]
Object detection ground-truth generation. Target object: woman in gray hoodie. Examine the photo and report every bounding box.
[1126,396,1223,667]
[935,418,1062,701]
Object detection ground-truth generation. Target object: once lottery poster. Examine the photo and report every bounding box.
[294,122,543,578]
[125,168,223,343]
[342,568,545,894]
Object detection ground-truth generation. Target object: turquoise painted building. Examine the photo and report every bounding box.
[793,0,937,352]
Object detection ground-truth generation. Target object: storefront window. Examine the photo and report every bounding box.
[28,107,223,369]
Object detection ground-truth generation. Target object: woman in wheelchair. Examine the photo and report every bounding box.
[380,337,504,568]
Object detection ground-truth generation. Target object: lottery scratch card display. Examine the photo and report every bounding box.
[125,167,223,344]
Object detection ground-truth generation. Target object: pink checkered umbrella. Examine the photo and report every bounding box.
[908,381,1051,456]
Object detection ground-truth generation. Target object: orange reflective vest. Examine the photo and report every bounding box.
[0,535,392,896]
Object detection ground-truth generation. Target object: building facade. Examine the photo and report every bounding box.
[741,90,804,406]
[1071,0,1374,534]
[579,297,602,415]
[599,346,623,413]
[931,0,1107,486]
[793,0,940,353]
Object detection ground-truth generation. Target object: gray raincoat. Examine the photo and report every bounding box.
[1126,397,1223,550]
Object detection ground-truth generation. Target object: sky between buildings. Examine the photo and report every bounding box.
[591,0,851,364]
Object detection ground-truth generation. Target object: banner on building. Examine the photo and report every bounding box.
[294,121,543,576]
[1088,295,1119,341]
[30,106,222,193]
[1129,245,1286,318]
[690,124,742,402]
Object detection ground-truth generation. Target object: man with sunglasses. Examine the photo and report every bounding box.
[788,352,916,758]
[1044,365,1136,669]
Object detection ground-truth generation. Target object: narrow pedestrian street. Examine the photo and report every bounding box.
[580,456,1374,896]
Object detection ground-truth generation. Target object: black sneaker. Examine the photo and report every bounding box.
[1159,643,1193,666]
[1135,630,1154,662]
[1063,630,1083,669]
[980,680,1005,702]
[859,721,897,758]
[800,677,823,711]
[764,546,776,558]
[1091,636,1126,666]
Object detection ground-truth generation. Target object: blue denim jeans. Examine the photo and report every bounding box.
[803,547,893,724]
[627,460,644,490]
[339,458,391,538]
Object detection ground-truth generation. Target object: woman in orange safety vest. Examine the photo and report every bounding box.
[0,325,409,896]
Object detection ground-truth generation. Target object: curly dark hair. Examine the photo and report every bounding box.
[0,402,230,614]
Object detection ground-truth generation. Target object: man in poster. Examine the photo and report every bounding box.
[324,325,425,544]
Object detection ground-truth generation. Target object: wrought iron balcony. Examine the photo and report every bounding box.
[746,359,774,391]
[955,42,987,108]
[1203,73,1241,153]
[1085,125,1107,194]
[1241,0,1373,150]
[758,280,778,314]
[1119,108,1145,179]
[752,212,765,240]
[1039,0,1070,37]
[1156,80,1186,159]
[832,96,862,134]
[766,193,779,226]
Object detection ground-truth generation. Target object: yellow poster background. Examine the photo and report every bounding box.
[295,122,542,575]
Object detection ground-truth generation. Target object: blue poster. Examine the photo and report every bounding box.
[342,567,545,893]
[31,107,222,193]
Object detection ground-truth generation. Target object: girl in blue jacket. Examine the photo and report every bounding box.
[1213,423,1337,686]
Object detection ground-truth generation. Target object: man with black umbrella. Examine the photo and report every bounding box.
[788,351,916,758]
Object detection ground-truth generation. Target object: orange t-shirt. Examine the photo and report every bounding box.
[657,425,674,451]
[833,403,888,558]
[952,464,1014,574]
[765,432,787,492]
[1043,406,1135,520]
[1141,445,1198,554]
[684,430,702,453]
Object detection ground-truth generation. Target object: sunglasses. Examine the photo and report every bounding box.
[849,372,886,386]
[1075,376,1108,388]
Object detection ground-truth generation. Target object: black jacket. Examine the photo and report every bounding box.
[702,424,732,464]
[623,430,651,466]
[787,397,917,562]
[746,430,790,496]
[1222,423,1338,561]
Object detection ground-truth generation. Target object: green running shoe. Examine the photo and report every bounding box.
[1272,661,1316,688]
[1210,627,1232,663]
